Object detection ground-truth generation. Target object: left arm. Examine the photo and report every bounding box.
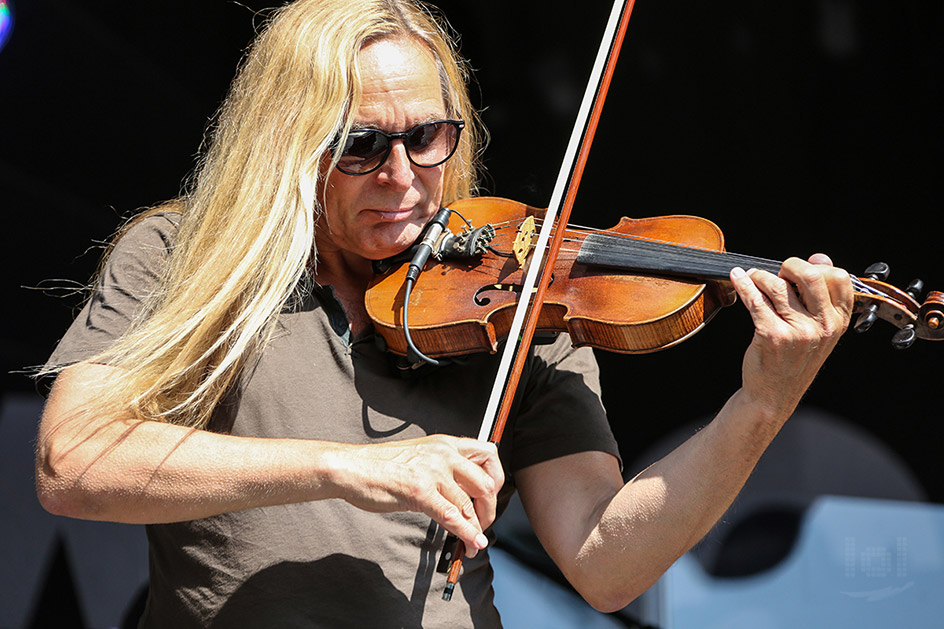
[515,255,853,612]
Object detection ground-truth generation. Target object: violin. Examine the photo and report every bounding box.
[366,196,944,358]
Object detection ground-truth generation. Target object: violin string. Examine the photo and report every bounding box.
[481,218,886,299]
[490,217,775,267]
[522,218,783,277]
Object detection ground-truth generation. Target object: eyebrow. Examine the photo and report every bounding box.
[350,114,446,132]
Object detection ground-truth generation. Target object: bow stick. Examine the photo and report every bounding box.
[442,0,638,600]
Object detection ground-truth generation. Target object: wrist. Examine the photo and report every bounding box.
[307,440,353,502]
[725,387,793,437]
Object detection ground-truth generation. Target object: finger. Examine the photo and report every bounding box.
[777,257,831,317]
[416,437,502,554]
[432,442,497,548]
[812,257,854,320]
[471,496,496,540]
[825,265,854,320]
[754,266,810,318]
[422,489,488,557]
[805,253,852,315]
[454,476,496,535]
[454,440,503,550]
[451,440,500,494]
[449,453,499,530]
[808,252,833,266]
[436,478,480,531]
[781,257,852,327]
[456,440,504,490]
[731,266,799,328]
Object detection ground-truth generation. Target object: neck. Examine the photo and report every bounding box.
[311,248,376,336]
[313,248,373,288]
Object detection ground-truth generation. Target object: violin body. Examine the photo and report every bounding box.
[366,197,737,358]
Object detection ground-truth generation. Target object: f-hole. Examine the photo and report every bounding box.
[473,274,555,306]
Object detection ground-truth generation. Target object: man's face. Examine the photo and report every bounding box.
[318,37,447,262]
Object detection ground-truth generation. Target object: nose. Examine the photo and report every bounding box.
[376,139,414,188]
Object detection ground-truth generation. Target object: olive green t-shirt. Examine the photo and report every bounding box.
[48,212,620,628]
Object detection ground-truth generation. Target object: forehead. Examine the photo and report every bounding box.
[354,37,445,128]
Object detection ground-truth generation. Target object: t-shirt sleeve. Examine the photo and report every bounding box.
[45,212,179,369]
[505,334,620,474]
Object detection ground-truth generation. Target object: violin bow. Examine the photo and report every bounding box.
[442,0,639,600]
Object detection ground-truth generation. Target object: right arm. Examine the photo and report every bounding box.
[36,360,500,556]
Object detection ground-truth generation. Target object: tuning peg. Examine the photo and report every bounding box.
[864,262,891,281]
[854,303,879,333]
[928,313,943,332]
[905,278,925,301]
[892,324,917,350]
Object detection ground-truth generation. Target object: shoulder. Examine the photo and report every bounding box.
[91,206,184,319]
[113,208,181,256]
[104,208,182,285]
[43,208,184,371]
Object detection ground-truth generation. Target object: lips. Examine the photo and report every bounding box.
[369,207,416,222]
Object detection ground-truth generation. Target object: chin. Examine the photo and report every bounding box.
[368,224,425,260]
[357,242,406,262]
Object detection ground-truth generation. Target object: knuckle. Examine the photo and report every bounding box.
[832,266,851,283]
[428,436,450,451]
[769,280,790,301]
[780,257,802,273]
[759,323,801,349]
[821,318,844,340]
[799,267,822,285]
[798,327,818,345]
[767,330,792,349]
[425,434,449,448]
[789,319,816,342]
[745,291,768,310]
[441,503,462,523]
[408,480,434,507]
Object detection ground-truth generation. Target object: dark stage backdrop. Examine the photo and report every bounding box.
[2,1,941,505]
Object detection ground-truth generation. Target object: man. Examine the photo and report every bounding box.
[36,0,852,626]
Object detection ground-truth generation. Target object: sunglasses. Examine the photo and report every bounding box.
[333,119,464,176]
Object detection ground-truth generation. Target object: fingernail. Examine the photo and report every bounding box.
[475,533,489,549]
[731,267,746,279]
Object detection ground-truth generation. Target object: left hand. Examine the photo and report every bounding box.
[730,253,853,418]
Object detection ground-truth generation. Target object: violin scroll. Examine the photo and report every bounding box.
[852,261,944,349]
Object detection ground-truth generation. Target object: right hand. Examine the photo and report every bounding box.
[327,435,504,557]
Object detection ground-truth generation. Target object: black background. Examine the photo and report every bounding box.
[2,0,941,506]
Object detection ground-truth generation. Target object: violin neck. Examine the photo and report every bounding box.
[576,232,783,281]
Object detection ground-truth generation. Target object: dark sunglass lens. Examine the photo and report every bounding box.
[406,122,455,166]
[406,123,440,150]
[338,130,389,172]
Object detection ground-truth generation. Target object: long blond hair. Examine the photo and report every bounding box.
[63,0,483,428]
